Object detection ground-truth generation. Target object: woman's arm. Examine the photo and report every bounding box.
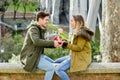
[66,37,86,52]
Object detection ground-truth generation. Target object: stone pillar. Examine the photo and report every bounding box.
[64,0,70,22]
[51,0,61,24]
[38,0,40,9]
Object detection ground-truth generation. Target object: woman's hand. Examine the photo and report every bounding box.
[62,41,68,48]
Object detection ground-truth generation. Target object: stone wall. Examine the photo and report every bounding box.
[0,63,120,80]
[0,73,119,80]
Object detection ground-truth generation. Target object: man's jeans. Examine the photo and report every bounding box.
[37,54,55,80]
[54,56,70,80]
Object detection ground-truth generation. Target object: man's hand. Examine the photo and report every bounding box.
[54,36,62,47]
[54,40,60,47]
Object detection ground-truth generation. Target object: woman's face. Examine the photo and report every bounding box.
[71,17,76,29]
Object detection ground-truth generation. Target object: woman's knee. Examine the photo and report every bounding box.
[55,65,62,73]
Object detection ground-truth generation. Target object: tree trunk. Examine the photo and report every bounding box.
[1,12,5,22]
[0,25,1,51]
[51,0,61,24]
[101,0,120,62]
[69,0,74,36]
[87,0,101,32]
[79,0,87,21]
[39,0,46,10]
[14,10,17,20]
[23,6,26,19]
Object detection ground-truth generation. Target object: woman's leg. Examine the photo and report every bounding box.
[37,55,55,80]
[55,56,70,80]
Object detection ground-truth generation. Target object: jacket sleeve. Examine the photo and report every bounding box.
[28,27,54,47]
[66,37,86,52]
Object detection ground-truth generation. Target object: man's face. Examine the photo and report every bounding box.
[38,16,49,27]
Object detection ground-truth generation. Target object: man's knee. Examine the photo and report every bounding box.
[55,65,62,72]
[47,64,55,71]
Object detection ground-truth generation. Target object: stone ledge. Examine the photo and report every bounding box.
[0,63,120,74]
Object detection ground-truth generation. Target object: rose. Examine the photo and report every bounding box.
[53,36,58,41]
[54,36,62,45]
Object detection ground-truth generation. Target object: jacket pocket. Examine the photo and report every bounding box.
[27,53,33,57]
[26,53,34,64]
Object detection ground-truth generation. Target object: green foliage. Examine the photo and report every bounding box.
[47,23,59,32]
[7,0,39,12]
[45,47,69,60]
[0,0,10,12]
[59,32,70,41]
[27,1,39,12]
[13,32,24,55]
[12,0,20,6]
[0,33,14,62]
[90,40,101,62]
[12,0,21,11]
[0,32,24,62]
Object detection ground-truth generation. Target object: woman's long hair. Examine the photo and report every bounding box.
[72,15,85,31]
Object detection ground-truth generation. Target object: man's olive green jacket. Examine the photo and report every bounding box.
[20,23,54,72]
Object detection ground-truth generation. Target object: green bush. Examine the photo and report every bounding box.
[13,32,24,56]
[0,32,23,62]
[90,40,101,62]
[45,47,69,60]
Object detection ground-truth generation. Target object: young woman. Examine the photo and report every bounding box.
[54,15,94,80]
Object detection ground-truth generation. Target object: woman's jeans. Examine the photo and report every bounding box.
[54,56,70,80]
[37,54,55,80]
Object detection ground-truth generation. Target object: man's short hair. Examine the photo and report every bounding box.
[36,11,50,21]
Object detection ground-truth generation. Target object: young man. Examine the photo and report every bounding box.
[20,11,59,80]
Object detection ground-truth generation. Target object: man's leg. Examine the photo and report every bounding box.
[55,56,70,80]
[44,55,54,63]
[54,55,70,63]
[37,55,55,80]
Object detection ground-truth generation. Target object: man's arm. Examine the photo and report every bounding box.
[28,27,54,47]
